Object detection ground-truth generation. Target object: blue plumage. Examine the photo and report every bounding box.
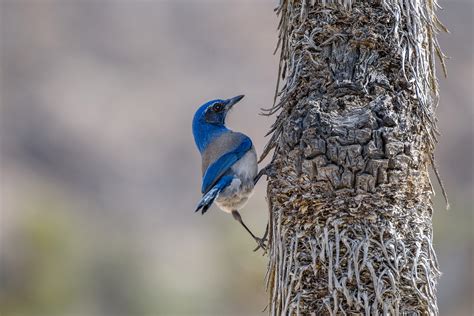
[192,95,266,250]
[192,98,228,154]
[201,136,252,194]
[195,175,233,215]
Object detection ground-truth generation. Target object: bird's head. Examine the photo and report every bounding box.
[193,95,244,126]
[192,95,245,152]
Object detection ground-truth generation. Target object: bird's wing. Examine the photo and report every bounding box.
[201,136,252,194]
[195,175,233,214]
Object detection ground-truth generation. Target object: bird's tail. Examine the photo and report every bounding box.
[194,186,220,214]
[194,175,232,215]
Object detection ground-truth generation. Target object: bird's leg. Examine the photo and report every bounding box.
[249,163,275,253]
[231,210,267,251]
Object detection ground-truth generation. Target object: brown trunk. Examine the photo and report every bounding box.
[262,0,447,314]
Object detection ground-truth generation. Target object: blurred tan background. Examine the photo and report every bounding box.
[0,1,472,315]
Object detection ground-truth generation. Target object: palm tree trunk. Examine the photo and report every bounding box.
[262,0,447,314]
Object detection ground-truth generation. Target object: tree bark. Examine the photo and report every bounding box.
[263,0,446,315]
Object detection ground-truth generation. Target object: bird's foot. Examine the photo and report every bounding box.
[253,222,269,254]
[254,163,277,185]
[252,236,268,254]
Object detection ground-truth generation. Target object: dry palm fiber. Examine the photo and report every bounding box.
[263,0,447,314]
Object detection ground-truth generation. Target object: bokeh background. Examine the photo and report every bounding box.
[0,0,472,315]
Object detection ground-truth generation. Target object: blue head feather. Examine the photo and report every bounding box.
[192,95,244,153]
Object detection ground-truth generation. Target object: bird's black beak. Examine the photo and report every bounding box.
[225,95,245,111]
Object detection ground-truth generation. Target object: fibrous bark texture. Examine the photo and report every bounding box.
[263,0,446,315]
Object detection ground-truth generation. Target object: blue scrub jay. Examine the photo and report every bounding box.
[192,95,268,250]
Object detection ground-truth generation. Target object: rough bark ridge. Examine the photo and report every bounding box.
[263,0,446,315]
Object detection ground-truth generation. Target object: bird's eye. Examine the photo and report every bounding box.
[212,103,224,112]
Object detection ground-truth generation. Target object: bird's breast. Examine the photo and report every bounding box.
[215,177,254,213]
[215,149,257,213]
[230,147,258,181]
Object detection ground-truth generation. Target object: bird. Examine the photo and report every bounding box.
[192,95,268,250]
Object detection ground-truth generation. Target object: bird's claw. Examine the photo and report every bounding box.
[262,164,277,178]
[253,237,268,254]
[254,163,277,185]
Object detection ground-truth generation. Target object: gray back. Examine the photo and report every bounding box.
[201,131,247,175]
